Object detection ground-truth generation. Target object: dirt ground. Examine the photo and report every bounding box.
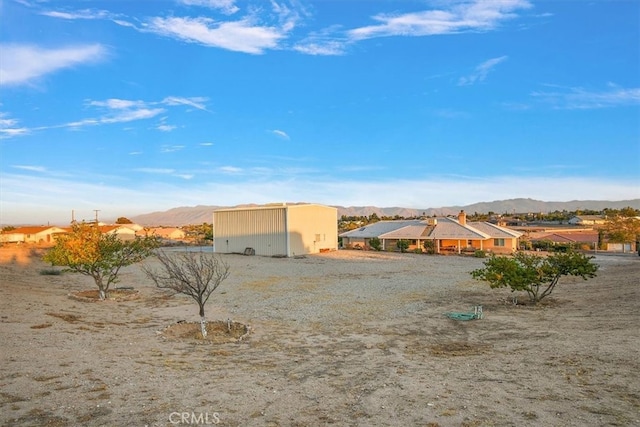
[0,245,638,427]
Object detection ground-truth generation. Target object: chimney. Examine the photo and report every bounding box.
[458,210,467,226]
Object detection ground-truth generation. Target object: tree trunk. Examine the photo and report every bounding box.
[199,304,207,338]
[98,288,106,300]
[200,315,207,338]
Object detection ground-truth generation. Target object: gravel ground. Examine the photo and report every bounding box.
[1,246,639,427]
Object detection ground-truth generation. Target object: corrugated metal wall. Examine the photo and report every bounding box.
[214,207,288,256]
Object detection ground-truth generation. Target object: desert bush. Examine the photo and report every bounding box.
[471,251,598,304]
[423,240,436,254]
[369,237,382,251]
[39,268,62,276]
[396,239,410,253]
[474,250,487,258]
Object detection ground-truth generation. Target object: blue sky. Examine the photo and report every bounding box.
[1,0,639,225]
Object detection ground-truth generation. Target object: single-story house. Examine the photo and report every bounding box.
[528,231,599,249]
[0,226,67,244]
[141,227,186,241]
[568,215,606,225]
[340,211,522,254]
[213,203,338,257]
[97,225,139,241]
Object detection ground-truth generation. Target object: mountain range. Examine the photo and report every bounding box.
[130,198,640,226]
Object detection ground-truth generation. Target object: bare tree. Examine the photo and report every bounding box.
[143,250,230,338]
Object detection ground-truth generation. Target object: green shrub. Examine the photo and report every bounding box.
[369,237,382,251]
[474,250,487,258]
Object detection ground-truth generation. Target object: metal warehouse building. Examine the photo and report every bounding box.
[213,203,338,257]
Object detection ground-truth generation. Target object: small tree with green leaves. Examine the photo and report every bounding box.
[423,240,436,254]
[43,223,159,300]
[143,250,230,338]
[396,239,410,253]
[471,251,598,304]
[369,237,382,251]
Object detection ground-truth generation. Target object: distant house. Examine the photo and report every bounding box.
[0,226,67,244]
[529,231,599,249]
[142,227,186,241]
[96,225,138,241]
[568,215,606,225]
[340,211,522,254]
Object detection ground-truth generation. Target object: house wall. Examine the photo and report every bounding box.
[342,237,367,248]
[606,242,635,253]
[481,238,518,253]
[382,238,421,251]
[15,227,67,244]
[436,238,518,254]
[0,233,24,244]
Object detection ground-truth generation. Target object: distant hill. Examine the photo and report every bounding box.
[130,198,640,226]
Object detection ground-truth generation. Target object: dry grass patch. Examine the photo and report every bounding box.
[30,322,53,329]
[161,320,250,343]
[46,312,81,322]
[429,341,492,357]
[68,289,140,302]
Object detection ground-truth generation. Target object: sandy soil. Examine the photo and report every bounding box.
[0,246,638,427]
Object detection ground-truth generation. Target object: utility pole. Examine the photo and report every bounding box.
[94,210,100,224]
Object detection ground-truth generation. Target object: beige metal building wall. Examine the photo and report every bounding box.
[214,206,288,256]
[286,204,338,256]
[213,204,338,257]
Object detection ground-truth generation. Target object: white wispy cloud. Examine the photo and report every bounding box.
[65,108,165,128]
[143,16,286,54]
[162,96,209,111]
[0,113,29,139]
[175,174,195,180]
[348,0,531,41]
[89,99,146,109]
[271,129,290,140]
[293,40,347,56]
[1,96,209,138]
[40,8,115,20]
[134,168,176,174]
[161,145,186,153]
[157,124,177,132]
[458,55,508,86]
[219,166,243,174]
[179,0,239,15]
[12,165,47,173]
[0,43,107,86]
[532,84,640,109]
[132,168,193,180]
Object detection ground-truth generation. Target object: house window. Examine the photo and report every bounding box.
[494,238,505,247]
